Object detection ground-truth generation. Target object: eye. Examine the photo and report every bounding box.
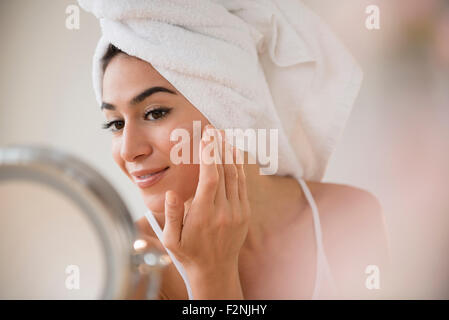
[144,106,171,121]
[101,107,172,133]
[101,120,124,132]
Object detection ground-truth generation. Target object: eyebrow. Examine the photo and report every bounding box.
[101,86,177,110]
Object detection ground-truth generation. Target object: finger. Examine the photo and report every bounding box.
[231,144,250,224]
[195,126,219,203]
[234,146,248,204]
[208,127,227,206]
[219,130,239,202]
[161,190,184,252]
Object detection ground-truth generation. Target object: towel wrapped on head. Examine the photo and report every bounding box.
[79,0,363,181]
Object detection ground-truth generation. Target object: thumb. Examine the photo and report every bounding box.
[162,190,184,251]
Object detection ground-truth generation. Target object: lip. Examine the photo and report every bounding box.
[131,167,169,177]
[132,166,169,189]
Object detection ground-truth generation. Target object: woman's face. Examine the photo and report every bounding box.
[102,53,210,214]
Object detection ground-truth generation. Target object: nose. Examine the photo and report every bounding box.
[120,121,152,162]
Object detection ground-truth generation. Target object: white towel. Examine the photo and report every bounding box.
[79,0,363,181]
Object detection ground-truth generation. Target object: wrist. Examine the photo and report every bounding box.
[187,259,238,277]
[186,261,243,299]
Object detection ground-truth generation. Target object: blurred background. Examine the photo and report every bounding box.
[0,0,448,299]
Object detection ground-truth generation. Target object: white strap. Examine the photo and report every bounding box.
[144,209,193,300]
[298,178,337,299]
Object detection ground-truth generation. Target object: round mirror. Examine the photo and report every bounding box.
[0,145,169,299]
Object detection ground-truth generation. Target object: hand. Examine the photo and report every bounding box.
[161,124,251,275]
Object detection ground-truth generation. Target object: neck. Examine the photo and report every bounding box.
[240,161,307,255]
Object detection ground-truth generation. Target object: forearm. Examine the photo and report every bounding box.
[187,263,244,300]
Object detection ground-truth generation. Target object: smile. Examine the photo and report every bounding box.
[134,167,169,188]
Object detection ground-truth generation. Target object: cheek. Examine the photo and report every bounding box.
[165,122,200,165]
[169,163,200,204]
[164,122,202,200]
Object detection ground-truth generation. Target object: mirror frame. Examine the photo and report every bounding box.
[0,144,165,299]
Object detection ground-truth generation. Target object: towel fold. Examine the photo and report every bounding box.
[79,0,363,181]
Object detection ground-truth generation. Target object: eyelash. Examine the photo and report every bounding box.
[101,106,172,133]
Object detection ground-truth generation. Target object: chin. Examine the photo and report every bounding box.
[142,192,166,214]
[139,167,199,214]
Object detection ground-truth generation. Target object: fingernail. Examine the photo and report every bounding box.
[203,125,213,141]
[225,141,233,164]
[166,191,177,205]
[236,147,244,165]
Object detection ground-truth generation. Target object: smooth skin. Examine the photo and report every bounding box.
[102,53,391,299]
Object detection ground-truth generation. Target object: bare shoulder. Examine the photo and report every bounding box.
[306,181,392,298]
[307,181,382,211]
[307,181,387,235]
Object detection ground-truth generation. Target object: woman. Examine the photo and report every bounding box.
[81,0,391,299]
[101,45,390,300]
